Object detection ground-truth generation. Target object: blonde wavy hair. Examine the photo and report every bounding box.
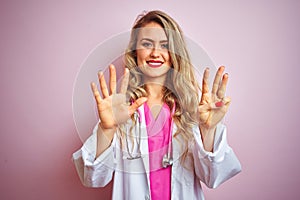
[121,10,200,163]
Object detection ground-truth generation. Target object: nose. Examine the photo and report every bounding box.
[150,46,160,58]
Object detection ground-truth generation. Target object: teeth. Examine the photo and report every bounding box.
[148,62,162,65]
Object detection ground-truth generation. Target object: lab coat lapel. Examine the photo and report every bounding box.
[137,105,151,191]
[138,105,179,194]
[171,124,180,165]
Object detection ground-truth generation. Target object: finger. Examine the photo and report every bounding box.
[98,71,109,98]
[220,96,231,113]
[199,97,229,111]
[109,64,117,94]
[217,73,228,99]
[199,101,223,111]
[223,96,231,106]
[215,101,224,108]
[128,97,148,115]
[212,66,225,95]
[200,68,210,104]
[213,96,231,109]
[120,68,129,94]
[90,82,102,104]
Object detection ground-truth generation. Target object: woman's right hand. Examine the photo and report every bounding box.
[91,64,147,130]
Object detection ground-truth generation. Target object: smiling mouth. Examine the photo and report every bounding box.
[146,60,164,68]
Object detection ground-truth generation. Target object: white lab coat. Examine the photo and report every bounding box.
[72,105,241,200]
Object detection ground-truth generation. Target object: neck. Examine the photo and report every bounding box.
[144,83,164,100]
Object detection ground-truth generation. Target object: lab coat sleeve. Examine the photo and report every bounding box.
[72,123,116,187]
[191,123,242,188]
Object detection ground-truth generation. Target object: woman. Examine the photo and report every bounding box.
[73,10,241,200]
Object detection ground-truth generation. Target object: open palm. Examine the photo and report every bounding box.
[198,66,231,129]
[91,65,147,129]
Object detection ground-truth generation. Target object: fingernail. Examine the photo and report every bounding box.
[215,101,224,107]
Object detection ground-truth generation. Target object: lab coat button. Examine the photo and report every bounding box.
[145,194,150,200]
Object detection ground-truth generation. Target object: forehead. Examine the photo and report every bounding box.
[137,22,167,41]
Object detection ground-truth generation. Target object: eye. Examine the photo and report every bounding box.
[141,42,153,48]
[161,43,169,49]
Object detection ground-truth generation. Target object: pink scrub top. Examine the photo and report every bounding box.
[144,102,172,200]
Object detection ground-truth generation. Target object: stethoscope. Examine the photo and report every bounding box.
[125,105,174,169]
[162,143,173,168]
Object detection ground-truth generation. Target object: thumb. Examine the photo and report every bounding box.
[222,96,231,113]
[128,97,148,116]
[223,96,231,106]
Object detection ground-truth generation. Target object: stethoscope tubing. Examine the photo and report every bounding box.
[126,105,174,168]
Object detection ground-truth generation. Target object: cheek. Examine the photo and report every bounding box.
[163,52,171,65]
[136,49,149,64]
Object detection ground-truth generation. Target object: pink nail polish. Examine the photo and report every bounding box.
[215,101,224,107]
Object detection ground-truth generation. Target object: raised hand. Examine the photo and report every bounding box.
[198,66,231,130]
[91,64,147,130]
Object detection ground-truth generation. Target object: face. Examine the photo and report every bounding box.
[135,22,172,84]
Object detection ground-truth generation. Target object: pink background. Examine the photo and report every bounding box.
[1,0,300,199]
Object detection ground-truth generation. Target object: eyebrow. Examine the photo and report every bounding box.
[140,38,168,43]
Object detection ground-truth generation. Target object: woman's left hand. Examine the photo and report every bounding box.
[198,66,231,135]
